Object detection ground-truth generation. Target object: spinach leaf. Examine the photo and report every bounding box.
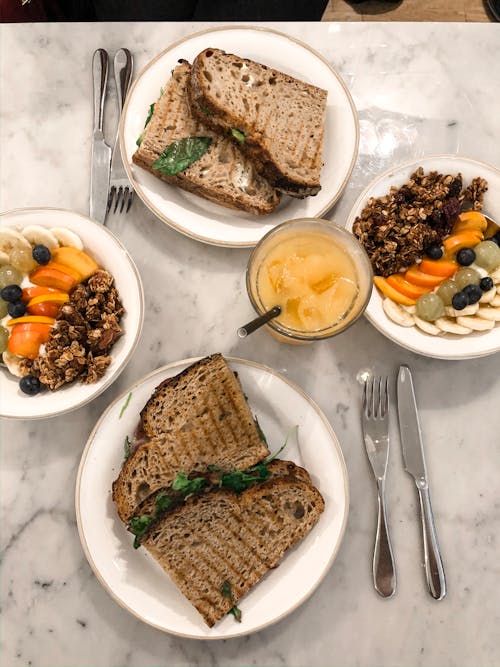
[119,392,132,419]
[155,491,172,514]
[253,416,267,444]
[229,606,242,622]
[231,128,245,144]
[199,105,213,117]
[221,581,242,622]
[171,472,208,496]
[144,102,155,128]
[129,515,155,549]
[152,136,212,176]
[123,435,132,461]
[219,464,269,493]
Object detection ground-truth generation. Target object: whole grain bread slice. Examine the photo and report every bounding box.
[132,61,280,215]
[189,49,328,198]
[141,474,325,626]
[112,354,269,523]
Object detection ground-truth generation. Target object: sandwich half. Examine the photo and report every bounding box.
[132,61,280,215]
[189,49,328,198]
[137,462,325,627]
[112,354,270,523]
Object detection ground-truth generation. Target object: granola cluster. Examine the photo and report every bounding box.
[353,168,488,277]
[19,270,124,390]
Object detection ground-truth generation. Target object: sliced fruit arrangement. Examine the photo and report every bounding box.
[376,211,500,336]
[0,224,100,393]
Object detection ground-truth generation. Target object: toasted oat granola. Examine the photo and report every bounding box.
[352,168,488,277]
[20,270,124,390]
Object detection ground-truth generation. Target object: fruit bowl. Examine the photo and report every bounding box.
[0,208,144,419]
[345,155,500,360]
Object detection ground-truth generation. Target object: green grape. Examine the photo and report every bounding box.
[0,299,8,319]
[455,267,480,290]
[0,326,9,354]
[0,265,23,288]
[436,279,459,306]
[474,241,500,272]
[416,293,445,322]
[9,247,37,273]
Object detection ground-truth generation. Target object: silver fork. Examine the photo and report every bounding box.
[107,48,134,218]
[362,375,397,598]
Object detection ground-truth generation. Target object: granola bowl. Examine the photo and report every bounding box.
[0,208,144,419]
[345,155,500,360]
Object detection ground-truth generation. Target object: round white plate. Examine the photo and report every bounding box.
[76,357,349,639]
[0,208,144,419]
[345,155,500,360]
[121,25,359,247]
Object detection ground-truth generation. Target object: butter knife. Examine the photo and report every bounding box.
[397,365,446,600]
[90,49,111,224]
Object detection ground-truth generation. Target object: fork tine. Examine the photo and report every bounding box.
[125,189,133,212]
[113,186,123,213]
[107,186,115,213]
[362,378,368,415]
[381,376,388,418]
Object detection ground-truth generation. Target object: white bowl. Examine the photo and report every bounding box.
[345,155,500,360]
[0,208,144,419]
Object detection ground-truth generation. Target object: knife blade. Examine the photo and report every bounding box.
[397,365,446,600]
[90,49,111,225]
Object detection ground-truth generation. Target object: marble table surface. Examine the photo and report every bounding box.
[1,20,500,667]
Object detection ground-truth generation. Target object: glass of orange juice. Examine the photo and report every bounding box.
[246,218,373,343]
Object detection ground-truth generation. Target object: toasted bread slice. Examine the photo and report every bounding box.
[132,61,280,215]
[112,354,270,522]
[189,49,328,198]
[141,475,324,626]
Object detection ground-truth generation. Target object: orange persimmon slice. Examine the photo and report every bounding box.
[443,231,483,256]
[404,265,445,288]
[386,274,431,299]
[419,258,458,278]
[373,276,417,306]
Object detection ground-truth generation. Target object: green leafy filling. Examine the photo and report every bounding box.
[231,128,245,144]
[219,463,269,493]
[129,515,155,549]
[171,472,209,496]
[199,104,213,117]
[220,580,242,623]
[152,136,213,176]
[254,416,267,444]
[123,435,132,460]
[119,392,132,419]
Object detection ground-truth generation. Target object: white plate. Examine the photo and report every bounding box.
[121,25,359,247]
[0,208,144,419]
[76,357,349,639]
[345,155,500,360]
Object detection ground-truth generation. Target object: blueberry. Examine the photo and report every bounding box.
[463,284,482,305]
[425,243,443,260]
[7,301,26,318]
[451,291,468,310]
[0,284,23,302]
[456,247,476,266]
[480,276,494,292]
[19,375,42,396]
[488,234,500,247]
[32,244,51,265]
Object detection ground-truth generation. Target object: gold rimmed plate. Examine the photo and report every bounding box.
[76,356,349,639]
[120,25,359,248]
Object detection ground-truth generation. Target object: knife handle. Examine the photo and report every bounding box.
[92,49,108,133]
[373,478,397,598]
[416,481,446,600]
[114,48,133,114]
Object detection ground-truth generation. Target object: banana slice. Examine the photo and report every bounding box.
[0,250,10,266]
[22,225,59,249]
[445,304,479,317]
[479,287,497,304]
[456,316,495,331]
[434,317,472,335]
[0,227,32,254]
[402,305,417,314]
[2,350,24,377]
[476,307,500,321]
[382,298,415,327]
[49,227,84,250]
[414,316,441,335]
[490,294,500,307]
[490,267,500,284]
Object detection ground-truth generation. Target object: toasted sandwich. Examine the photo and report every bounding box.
[132,61,280,215]
[112,354,270,523]
[189,48,328,198]
[138,462,325,627]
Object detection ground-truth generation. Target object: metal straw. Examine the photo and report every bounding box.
[237,306,281,338]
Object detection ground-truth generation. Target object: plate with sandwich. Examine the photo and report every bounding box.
[76,354,349,638]
[120,26,359,247]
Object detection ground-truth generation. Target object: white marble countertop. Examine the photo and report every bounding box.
[1,21,500,667]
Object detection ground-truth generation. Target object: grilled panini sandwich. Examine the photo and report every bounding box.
[189,48,328,198]
[132,61,280,215]
[112,354,270,523]
[138,461,325,627]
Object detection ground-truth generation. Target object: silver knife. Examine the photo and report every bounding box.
[90,49,112,224]
[397,365,446,600]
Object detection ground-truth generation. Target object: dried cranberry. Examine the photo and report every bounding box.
[442,197,461,226]
[448,176,463,198]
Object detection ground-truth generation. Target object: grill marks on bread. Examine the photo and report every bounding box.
[189,49,327,197]
[141,476,325,626]
[132,62,280,215]
[112,355,269,522]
